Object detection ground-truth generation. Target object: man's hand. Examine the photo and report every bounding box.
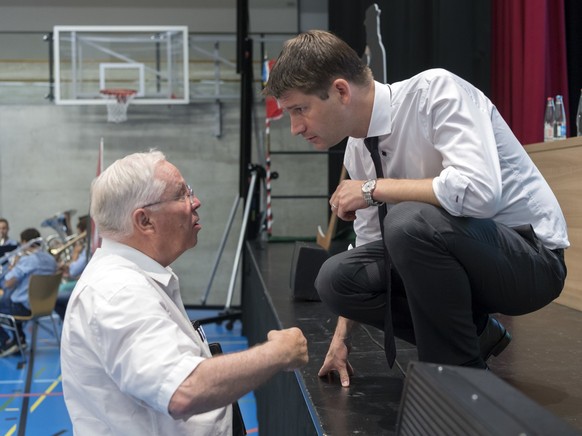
[170,327,308,419]
[329,179,367,222]
[329,178,441,220]
[267,327,309,371]
[318,335,354,387]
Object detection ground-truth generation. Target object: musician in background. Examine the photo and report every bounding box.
[0,218,19,269]
[0,228,57,357]
[0,218,18,248]
[58,215,89,282]
[55,215,89,320]
[0,218,18,284]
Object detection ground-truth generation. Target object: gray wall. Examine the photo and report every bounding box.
[0,2,328,306]
[1,102,237,305]
[0,0,328,33]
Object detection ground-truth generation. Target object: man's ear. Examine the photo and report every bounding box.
[132,208,155,235]
[331,78,351,103]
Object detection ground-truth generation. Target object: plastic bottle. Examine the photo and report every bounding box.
[544,97,555,142]
[577,89,582,137]
[554,95,567,140]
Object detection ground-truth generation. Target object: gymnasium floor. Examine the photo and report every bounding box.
[0,309,258,435]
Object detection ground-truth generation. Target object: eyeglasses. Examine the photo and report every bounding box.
[141,184,195,209]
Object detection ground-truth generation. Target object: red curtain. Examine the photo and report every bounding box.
[491,0,569,145]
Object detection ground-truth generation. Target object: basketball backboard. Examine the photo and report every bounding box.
[53,25,189,105]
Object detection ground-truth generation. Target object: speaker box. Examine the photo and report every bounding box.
[289,242,329,301]
[396,362,578,435]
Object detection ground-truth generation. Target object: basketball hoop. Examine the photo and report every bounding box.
[100,88,137,123]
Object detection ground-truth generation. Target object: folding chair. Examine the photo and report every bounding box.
[0,272,62,363]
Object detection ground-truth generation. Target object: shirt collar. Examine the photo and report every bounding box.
[366,81,393,138]
[99,238,176,288]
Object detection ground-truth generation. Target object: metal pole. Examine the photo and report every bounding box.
[166,31,173,97]
[71,31,77,99]
[200,195,240,305]
[224,169,258,311]
[44,33,54,101]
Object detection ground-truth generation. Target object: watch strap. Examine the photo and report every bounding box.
[362,179,385,207]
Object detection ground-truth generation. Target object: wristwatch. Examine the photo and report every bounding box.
[361,179,385,207]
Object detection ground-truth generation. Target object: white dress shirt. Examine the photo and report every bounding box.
[61,238,231,435]
[345,69,569,250]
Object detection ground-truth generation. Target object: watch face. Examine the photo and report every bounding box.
[362,180,375,192]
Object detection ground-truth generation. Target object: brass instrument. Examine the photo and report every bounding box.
[0,237,44,279]
[0,237,44,265]
[41,209,76,239]
[50,231,87,259]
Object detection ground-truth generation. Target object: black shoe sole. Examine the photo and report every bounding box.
[486,330,512,360]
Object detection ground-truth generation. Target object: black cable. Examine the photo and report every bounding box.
[358,324,406,377]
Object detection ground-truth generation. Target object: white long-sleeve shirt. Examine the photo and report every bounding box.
[61,238,231,435]
[345,69,569,250]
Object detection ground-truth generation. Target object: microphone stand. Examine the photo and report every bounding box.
[197,164,263,329]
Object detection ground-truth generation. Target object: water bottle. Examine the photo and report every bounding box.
[554,95,567,140]
[544,97,555,142]
[577,89,582,137]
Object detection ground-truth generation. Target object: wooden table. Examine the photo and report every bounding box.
[527,136,582,312]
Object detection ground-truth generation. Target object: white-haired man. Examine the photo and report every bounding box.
[61,150,308,435]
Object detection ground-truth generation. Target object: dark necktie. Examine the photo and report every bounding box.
[364,137,388,233]
[364,136,396,366]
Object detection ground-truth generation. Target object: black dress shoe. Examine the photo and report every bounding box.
[479,316,512,361]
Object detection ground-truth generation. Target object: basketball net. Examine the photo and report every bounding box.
[100,89,137,123]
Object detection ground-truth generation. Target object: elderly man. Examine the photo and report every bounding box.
[61,150,308,435]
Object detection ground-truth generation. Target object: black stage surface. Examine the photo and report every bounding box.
[242,240,582,435]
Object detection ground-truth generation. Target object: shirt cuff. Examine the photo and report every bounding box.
[432,167,471,216]
[158,354,205,417]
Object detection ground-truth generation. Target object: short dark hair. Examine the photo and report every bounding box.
[78,215,89,233]
[264,30,372,100]
[20,228,41,243]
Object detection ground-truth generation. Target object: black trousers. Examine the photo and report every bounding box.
[0,299,30,344]
[315,202,567,367]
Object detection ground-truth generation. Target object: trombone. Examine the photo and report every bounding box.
[50,231,87,260]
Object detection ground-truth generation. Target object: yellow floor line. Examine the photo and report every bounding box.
[30,375,62,413]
